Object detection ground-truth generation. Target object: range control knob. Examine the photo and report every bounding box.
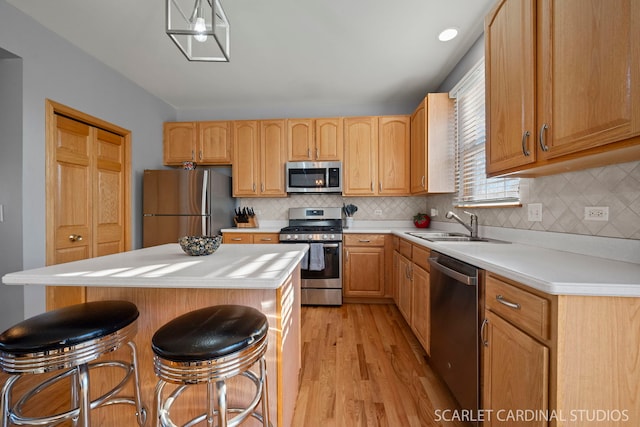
[293,234,299,240]
[322,234,328,240]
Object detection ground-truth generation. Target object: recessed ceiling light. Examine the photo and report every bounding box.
[438,28,459,42]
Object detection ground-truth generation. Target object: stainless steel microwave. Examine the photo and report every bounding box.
[285,161,342,194]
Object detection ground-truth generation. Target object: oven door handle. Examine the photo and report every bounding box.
[321,243,340,248]
[428,257,477,286]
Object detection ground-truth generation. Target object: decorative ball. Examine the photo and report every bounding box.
[178,235,222,256]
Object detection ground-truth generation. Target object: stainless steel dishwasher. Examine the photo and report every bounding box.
[429,251,480,421]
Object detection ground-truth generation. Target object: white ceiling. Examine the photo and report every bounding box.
[8,0,494,114]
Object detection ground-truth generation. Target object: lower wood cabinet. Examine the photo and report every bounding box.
[393,238,431,354]
[343,234,386,298]
[482,273,551,426]
[222,232,279,244]
[483,310,549,427]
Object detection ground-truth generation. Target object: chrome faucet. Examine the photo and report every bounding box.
[446,211,478,238]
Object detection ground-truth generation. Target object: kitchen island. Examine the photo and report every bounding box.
[2,243,308,427]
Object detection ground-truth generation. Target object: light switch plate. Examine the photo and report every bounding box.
[527,203,542,222]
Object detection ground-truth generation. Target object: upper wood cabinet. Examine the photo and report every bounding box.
[343,117,378,195]
[232,120,286,197]
[287,118,343,161]
[260,120,287,196]
[485,0,640,177]
[163,121,232,165]
[410,94,454,194]
[378,116,410,195]
[343,116,410,196]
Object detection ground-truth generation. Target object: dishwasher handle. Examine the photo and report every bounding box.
[428,256,477,286]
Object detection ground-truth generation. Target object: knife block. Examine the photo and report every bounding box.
[234,216,259,228]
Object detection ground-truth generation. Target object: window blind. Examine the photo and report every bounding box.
[450,58,520,206]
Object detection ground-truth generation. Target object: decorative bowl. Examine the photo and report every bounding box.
[178,235,222,256]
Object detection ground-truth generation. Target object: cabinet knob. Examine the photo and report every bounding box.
[68,234,83,242]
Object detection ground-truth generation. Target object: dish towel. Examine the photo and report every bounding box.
[300,247,309,270]
[308,243,325,271]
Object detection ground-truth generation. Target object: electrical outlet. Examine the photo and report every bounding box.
[430,208,438,217]
[374,209,383,216]
[584,206,609,221]
[527,203,543,222]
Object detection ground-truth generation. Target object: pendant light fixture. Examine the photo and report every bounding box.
[166,0,230,62]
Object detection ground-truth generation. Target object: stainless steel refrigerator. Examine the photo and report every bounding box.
[142,169,236,247]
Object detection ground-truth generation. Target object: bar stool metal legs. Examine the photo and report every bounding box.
[152,305,272,427]
[0,301,147,427]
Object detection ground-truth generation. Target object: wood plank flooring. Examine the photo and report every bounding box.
[292,303,469,427]
[1,303,468,426]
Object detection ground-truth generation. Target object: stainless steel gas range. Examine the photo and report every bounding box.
[279,207,342,306]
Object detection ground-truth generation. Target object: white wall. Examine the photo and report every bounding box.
[0,0,177,320]
[0,50,24,331]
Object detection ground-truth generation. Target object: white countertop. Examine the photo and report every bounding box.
[2,244,309,290]
[396,232,640,297]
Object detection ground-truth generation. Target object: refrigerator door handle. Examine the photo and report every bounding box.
[202,170,209,235]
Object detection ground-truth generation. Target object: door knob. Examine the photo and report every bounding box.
[68,234,83,242]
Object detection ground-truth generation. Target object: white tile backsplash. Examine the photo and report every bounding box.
[241,160,640,240]
[426,160,640,240]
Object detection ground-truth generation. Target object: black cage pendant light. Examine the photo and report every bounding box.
[166,0,230,62]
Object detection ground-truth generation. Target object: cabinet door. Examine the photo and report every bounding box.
[537,0,640,159]
[410,95,454,193]
[378,116,410,195]
[411,264,430,354]
[410,101,427,193]
[232,121,259,196]
[199,121,232,164]
[315,118,343,161]
[260,120,286,196]
[343,117,378,195]
[343,247,385,297]
[483,311,549,427]
[287,119,314,161]
[397,254,412,323]
[485,0,537,175]
[163,122,196,164]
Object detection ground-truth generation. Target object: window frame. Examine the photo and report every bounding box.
[449,58,520,208]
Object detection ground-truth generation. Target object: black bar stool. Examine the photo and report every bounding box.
[0,300,147,427]
[152,305,271,427]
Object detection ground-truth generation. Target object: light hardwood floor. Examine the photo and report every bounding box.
[1,303,468,427]
[292,303,469,427]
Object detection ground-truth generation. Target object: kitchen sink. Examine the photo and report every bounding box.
[406,231,510,243]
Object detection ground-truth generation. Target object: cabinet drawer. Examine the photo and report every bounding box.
[398,238,412,258]
[411,245,430,271]
[223,233,253,244]
[344,234,385,247]
[253,233,279,244]
[486,274,550,340]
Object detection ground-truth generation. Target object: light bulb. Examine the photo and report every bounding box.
[193,17,207,42]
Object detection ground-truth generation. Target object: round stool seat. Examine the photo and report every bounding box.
[152,304,268,362]
[0,300,139,356]
[0,301,146,427]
